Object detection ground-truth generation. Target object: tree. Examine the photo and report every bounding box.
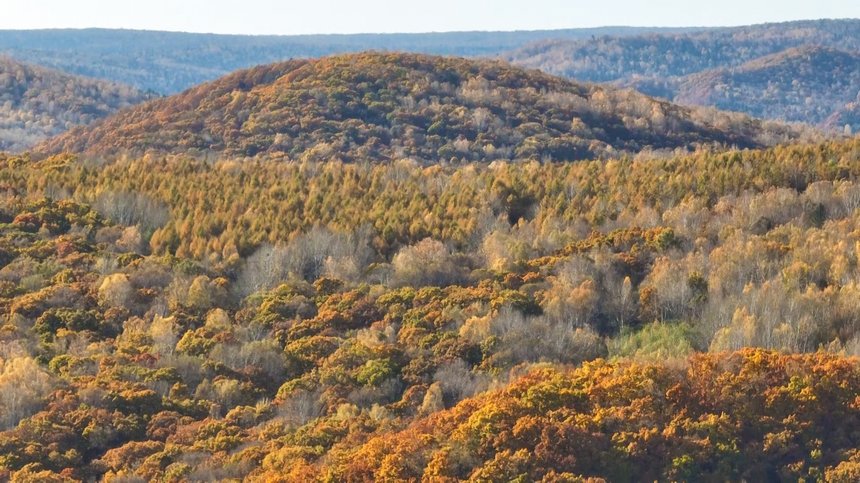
[0,357,55,430]
[93,191,168,235]
[392,238,467,287]
[186,276,215,311]
[619,276,634,330]
[99,273,133,308]
[419,382,445,415]
[149,315,178,356]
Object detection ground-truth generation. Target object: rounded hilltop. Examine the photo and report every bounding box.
[38,51,802,162]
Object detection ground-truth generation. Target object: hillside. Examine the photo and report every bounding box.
[629,47,860,127]
[295,351,860,481]
[38,52,804,161]
[506,19,860,83]
[824,101,860,134]
[4,138,860,480]
[506,19,860,127]
[0,26,696,94]
[6,8,860,482]
[0,56,154,151]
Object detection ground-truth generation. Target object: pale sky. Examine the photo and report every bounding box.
[2,0,858,35]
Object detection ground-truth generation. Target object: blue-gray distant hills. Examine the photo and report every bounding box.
[0,56,154,151]
[0,26,698,95]
[506,19,860,132]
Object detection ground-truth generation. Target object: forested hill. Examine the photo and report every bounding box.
[37,52,806,161]
[506,19,860,129]
[4,138,860,480]
[0,26,697,94]
[826,102,860,134]
[0,56,155,152]
[506,19,860,83]
[631,47,860,130]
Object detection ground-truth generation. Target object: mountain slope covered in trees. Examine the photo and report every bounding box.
[0,26,698,94]
[826,101,860,134]
[630,47,860,130]
[506,19,860,128]
[3,138,860,480]
[3,19,860,482]
[298,350,860,481]
[507,19,860,83]
[38,52,806,161]
[0,57,155,152]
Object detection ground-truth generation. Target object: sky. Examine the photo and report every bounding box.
[2,0,859,35]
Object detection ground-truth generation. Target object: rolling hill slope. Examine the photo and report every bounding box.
[506,19,860,83]
[0,56,155,151]
[38,52,805,161]
[629,47,860,127]
[506,19,860,128]
[825,102,860,134]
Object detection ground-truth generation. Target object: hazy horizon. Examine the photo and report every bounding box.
[0,20,855,37]
[4,0,859,36]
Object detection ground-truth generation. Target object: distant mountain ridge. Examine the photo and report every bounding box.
[0,26,701,94]
[38,52,807,161]
[671,47,860,127]
[506,19,860,129]
[0,56,155,152]
[623,46,860,129]
[507,19,860,82]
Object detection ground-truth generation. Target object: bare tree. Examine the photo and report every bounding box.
[236,225,374,296]
[93,191,169,234]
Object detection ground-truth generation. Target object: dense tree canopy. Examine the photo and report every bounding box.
[0,57,154,152]
[508,19,860,83]
[0,44,859,479]
[633,47,860,130]
[296,350,860,482]
[1,189,860,481]
[37,52,806,160]
[507,19,860,130]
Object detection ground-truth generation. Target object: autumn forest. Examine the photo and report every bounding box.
[1,13,860,483]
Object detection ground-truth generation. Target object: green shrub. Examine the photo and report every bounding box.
[608,322,702,360]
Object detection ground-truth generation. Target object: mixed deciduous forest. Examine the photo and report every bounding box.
[636,47,860,128]
[0,57,154,152]
[3,136,860,480]
[4,19,860,130]
[38,53,809,160]
[1,18,855,157]
[1,16,860,482]
[508,19,860,83]
[507,19,860,131]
